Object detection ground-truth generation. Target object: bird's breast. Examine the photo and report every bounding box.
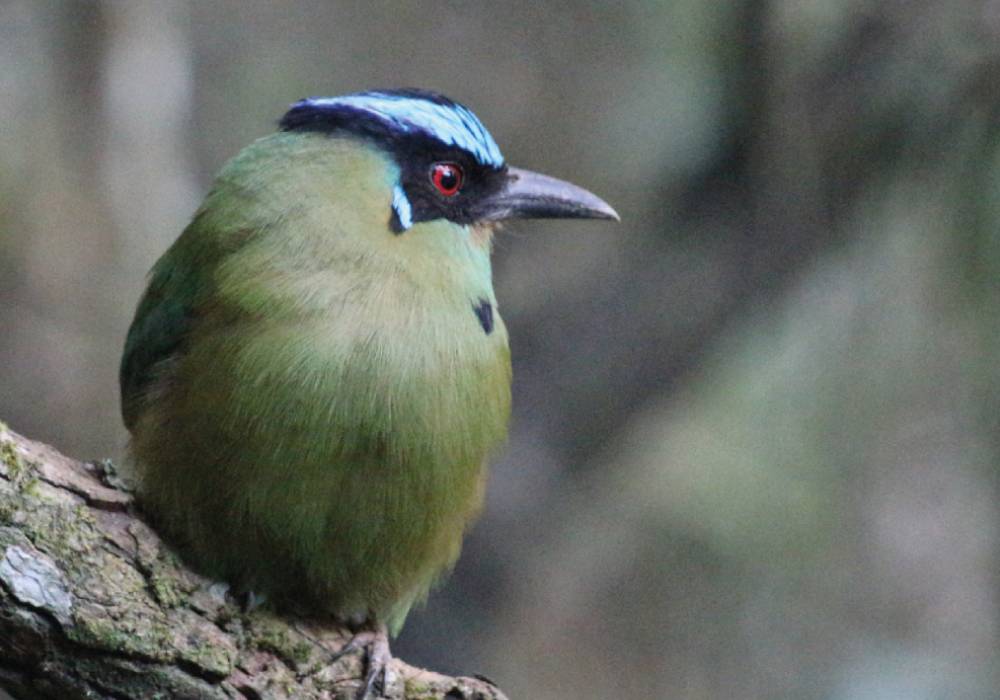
[195,280,511,472]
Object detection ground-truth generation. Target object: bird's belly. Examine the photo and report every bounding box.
[136,311,510,625]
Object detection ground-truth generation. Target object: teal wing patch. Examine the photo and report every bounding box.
[120,257,200,430]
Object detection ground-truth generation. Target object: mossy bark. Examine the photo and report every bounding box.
[0,423,506,700]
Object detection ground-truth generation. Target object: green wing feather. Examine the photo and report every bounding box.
[119,248,203,430]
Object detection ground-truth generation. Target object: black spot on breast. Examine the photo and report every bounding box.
[472,298,493,335]
[388,207,406,234]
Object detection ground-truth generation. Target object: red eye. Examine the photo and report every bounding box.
[431,162,463,196]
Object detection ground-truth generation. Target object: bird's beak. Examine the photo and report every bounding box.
[473,167,619,223]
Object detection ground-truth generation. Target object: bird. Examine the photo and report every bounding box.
[119,88,617,697]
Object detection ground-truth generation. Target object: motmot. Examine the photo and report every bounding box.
[120,89,617,696]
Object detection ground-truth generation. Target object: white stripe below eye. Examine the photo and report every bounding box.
[392,184,413,230]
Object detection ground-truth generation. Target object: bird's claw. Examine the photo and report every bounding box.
[358,627,391,700]
[360,652,388,700]
[331,625,392,699]
[240,590,268,613]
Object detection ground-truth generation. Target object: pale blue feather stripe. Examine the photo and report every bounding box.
[305,93,504,167]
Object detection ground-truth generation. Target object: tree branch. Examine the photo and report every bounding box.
[0,422,507,700]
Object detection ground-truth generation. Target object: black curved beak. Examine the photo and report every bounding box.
[473,167,619,223]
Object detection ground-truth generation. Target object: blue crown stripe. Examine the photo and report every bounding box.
[292,91,504,168]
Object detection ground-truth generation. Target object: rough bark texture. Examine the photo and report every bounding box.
[0,422,507,700]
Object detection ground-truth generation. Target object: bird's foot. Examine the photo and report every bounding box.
[207,582,267,613]
[359,628,391,700]
[331,624,392,700]
[239,590,268,613]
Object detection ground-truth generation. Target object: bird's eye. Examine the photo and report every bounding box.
[430,162,463,197]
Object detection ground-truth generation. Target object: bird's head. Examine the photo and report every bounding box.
[279,89,619,234]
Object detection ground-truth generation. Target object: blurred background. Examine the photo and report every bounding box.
[2,1,1000,698]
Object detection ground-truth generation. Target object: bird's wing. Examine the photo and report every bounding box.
[119,252,202,431]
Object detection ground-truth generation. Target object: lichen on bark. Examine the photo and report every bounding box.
[0,424,507,700]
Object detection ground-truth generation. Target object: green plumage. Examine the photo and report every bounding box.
[123,133,511,632]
